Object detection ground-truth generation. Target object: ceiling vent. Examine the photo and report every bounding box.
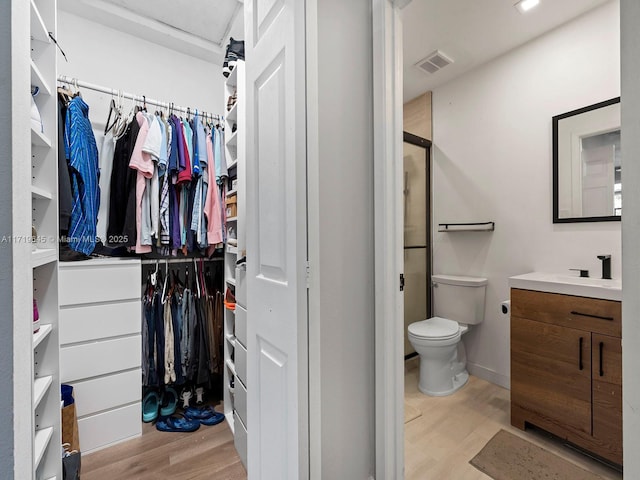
[415,50,454,75]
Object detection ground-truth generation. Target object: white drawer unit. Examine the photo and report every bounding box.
[235,305,247,349]
[59,300,140,345]
[234,412,248,469]
[68,370,141,418]
[224,61,247,467]
[59,259,141,306]
[235,376,247,428]
[78,403,141,454]
[60,336,141,383]
[59,259,142,453]
[236,341,247,387]
[235,265,247,308]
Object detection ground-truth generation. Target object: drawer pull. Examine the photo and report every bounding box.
[570,311,614,321]
[599,341,604,377]
[579,337,584,371]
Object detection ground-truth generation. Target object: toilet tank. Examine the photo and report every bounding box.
[432,274,488,325]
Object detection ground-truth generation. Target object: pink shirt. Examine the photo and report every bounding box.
[204,133,223,245]
[129,112,153,254]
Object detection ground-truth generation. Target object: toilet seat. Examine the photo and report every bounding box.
[408,317,460,341]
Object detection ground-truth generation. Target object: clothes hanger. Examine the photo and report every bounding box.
[104,98,120,135]
[57,76,73,104]
[192,259,201,298]
[161,260,169,304]
[113,92,129,139]
[197,258,206,297]
[151,261,159,287]
[72,78,81,97]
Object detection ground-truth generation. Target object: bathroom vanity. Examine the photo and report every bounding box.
[509,272,622,465]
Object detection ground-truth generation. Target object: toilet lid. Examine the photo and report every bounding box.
[409,317,460,340]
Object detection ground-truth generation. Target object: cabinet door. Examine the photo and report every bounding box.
[592,334,622,463]
[511,317,592,435]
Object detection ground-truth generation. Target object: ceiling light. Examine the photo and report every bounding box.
[515,0,540,14]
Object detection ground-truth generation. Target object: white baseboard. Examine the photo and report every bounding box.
[467,362,510,390]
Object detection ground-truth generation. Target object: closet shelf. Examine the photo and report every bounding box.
[227,216,238,223]
[30,60,52,96]
[226,103,238,122]
[33,324,53,349]
[34,426,53,470]
[226,334,236,347]
[31,126,52,149]
[226,189,237,198]
[438,222,495,232]
[226,130,238,146]
[226,277,236,286]
[226,358,236,376]
[32,249,57,268]
[227,244,238,255]
[225,411,235,434]
[226,66,238,88]
[31,185,53,200]
[30,1,50,44]
[227,159,238,170]
[33,375,53,409]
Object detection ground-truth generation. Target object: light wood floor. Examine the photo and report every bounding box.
[81,416,247,480]
[82,363,623,479]
[404,357,623,480]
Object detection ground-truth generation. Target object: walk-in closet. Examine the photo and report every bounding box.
[20,1,247,478]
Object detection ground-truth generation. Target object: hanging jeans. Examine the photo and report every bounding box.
[154,292,165,386]
[144,298,157,387]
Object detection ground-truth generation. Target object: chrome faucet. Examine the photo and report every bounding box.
[597,255,612,280]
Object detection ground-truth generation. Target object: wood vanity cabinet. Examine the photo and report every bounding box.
[510,288,622,465]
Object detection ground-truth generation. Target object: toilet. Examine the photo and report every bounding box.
[408,274,488,396]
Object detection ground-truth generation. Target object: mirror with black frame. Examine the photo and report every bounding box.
[553,97,621,223]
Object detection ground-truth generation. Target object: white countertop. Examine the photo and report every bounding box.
[509,272,622,301]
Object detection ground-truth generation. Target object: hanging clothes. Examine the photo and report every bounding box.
[97,132,116,243]
[107,116,139,247]
[57,94,73,234]
[64,96,100,255]
[204,133,224,246]
[141,261,224,391]
[129,111,154,254]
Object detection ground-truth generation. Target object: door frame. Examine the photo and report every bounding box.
[372,0,407,478]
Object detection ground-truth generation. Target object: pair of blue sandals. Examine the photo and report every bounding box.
[143,387,224,432]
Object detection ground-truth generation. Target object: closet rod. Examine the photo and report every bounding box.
[57,76,222,119]
[141,258,223,265]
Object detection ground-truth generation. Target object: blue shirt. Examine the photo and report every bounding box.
[65,96,99,255]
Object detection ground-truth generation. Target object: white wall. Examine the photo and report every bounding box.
[309,0,375,477]
[57,11,225,130]
[431,1,620,388]
[621,0,640,474]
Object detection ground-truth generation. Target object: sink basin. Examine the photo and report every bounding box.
[551,274,621,288]
[509,272,621,301]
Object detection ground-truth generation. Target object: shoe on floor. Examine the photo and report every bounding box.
[184,406,225,426]
[142,391,160,423]
[160,387,178,417]
[156,414,200,433]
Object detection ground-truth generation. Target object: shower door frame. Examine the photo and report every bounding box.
[403,131,433,359]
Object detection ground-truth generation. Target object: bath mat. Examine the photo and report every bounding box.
[404,404,422,424]
[469,429,603,480]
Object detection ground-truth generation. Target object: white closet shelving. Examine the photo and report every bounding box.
[223,60,248,469]
[30,0,61,479]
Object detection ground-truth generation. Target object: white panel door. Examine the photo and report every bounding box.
[582,144,615,217]
[245,0,308,479]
